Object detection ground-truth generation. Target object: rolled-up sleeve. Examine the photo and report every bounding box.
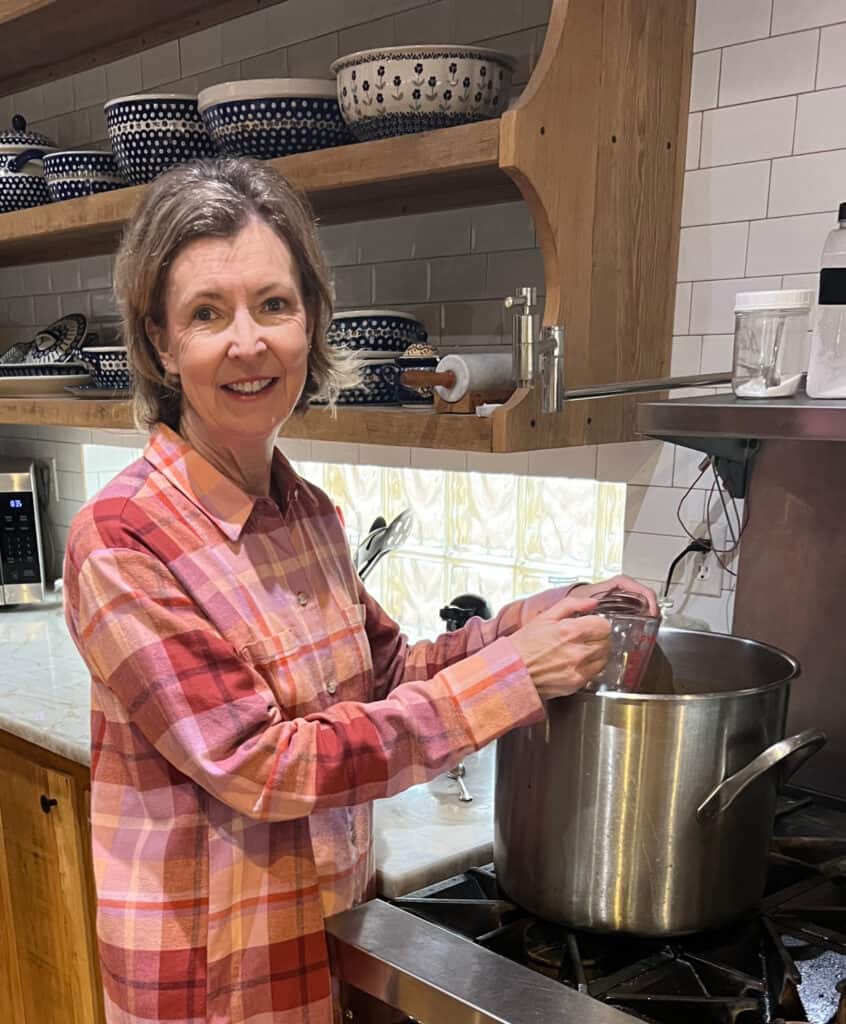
[67,546,544,823]
[363,581,575,699]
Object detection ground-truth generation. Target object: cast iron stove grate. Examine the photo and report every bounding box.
[394,794,846,1024]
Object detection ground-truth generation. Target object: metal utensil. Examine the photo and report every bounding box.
[354,516,386,573]
[446,762,472,802]
[357,509,414,581]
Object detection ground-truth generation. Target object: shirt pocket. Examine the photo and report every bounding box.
[239,603,373,716]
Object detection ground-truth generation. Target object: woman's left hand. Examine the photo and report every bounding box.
[570,575,659,615]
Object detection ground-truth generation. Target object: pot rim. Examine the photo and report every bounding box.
[575,626,800,702]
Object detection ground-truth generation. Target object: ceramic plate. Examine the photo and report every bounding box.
[28,313,88,363]
[65,384,132,400]
[0,373,90,396]
[0,361,89,378]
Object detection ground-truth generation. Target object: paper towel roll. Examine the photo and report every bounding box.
[434,353,514,403]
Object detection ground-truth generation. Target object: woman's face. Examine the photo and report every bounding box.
[147,217,311,442]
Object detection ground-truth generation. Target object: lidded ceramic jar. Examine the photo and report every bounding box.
[0,114,56,213]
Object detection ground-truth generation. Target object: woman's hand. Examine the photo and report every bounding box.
[571,574,659,615]
[510,595,611,700]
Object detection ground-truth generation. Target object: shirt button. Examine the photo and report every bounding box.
[327,682,337,695]
[297,592,308,606]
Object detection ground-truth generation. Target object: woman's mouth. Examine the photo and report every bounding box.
[221,377,278,397]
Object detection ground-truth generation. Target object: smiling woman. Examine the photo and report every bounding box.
[145,220,317,496]
[114,158,357,442]
[63,157,653,1024]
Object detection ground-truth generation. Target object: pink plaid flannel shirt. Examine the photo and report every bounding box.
[63,423,549,1023]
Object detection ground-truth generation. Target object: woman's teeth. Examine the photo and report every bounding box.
[225,378,275,394]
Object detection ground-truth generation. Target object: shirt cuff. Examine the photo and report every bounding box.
[437,634,545,751]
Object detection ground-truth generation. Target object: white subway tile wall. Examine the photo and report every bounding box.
[0,0,837,633]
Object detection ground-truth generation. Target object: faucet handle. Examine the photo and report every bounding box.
[504,286,538,311]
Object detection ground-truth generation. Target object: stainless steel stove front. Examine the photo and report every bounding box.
[325,899,637,1024]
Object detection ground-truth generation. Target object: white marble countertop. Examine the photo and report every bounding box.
[0,600,495,896]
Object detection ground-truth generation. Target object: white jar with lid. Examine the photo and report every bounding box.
[732,289,813,399]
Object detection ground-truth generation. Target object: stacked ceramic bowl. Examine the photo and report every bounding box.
[42,151,125,201]
[105,94,216,185]
[331,45,515,141]
[327,310,428,352]
[198,79,353,159]
[79,346,132,390]
[328,310,428,405]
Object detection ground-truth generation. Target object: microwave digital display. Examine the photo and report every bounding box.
[9,498,22,509]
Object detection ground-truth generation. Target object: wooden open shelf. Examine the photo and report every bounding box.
[0,0,284,97]
[0,120,514,267]
[0,387,646,452]
[0,0,694,452]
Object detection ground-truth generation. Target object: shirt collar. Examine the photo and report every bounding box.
[144,424,305,542]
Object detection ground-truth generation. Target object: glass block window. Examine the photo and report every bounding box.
[295,460,624,644]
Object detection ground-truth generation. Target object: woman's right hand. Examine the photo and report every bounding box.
[510,595,611,699]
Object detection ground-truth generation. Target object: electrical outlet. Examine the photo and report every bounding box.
[690,525,727,598]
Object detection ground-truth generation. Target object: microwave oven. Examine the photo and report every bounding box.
[0,458,51,605]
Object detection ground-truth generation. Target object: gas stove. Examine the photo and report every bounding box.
[327,789,846,1024]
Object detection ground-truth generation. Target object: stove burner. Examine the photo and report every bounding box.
[394,793,846,1023]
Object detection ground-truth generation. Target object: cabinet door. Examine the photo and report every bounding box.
[0,799,25,1019]
[0,748,100,1024]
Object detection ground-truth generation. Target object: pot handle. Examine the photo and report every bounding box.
[9,148,44,173]
[696,728,826,824]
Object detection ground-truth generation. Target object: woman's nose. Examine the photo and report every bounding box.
[226,310,267,359]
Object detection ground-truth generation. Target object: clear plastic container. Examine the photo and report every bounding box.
[585,591,661,693]
[807,204,846,398]
[732,290,813,399]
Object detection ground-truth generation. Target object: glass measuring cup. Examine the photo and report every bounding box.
[585,590,661,693]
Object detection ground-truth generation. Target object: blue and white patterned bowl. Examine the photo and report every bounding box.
[331,45,515,142]
[104,94,215,185]
[42,150,126,202]
[337,359,400,405]
[396,342,439,404]
[327,310,428,353]
[79,346,132,389]
[198,79,353,159]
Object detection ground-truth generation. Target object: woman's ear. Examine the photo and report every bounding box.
[145,316,176,373]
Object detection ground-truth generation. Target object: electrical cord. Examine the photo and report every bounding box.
[662,537,713,600]
[675,454,750,579]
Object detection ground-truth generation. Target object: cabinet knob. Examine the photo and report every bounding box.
[40,795,58,814]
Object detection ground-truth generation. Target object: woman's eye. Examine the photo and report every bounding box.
[193,306,216,323]
[263,297,286,313]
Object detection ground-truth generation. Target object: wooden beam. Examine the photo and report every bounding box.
[0,122,511,266]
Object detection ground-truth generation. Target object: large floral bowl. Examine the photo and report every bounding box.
[198,79,353,159]
[327,310,428,353]
[104,94,215,185]
[330,45,514,141]
[42,150,126,202]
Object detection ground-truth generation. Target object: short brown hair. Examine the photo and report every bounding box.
[113,157,357,431]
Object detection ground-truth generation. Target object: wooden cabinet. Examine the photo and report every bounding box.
[0,731,103,1024]
[0,798,26,1020]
